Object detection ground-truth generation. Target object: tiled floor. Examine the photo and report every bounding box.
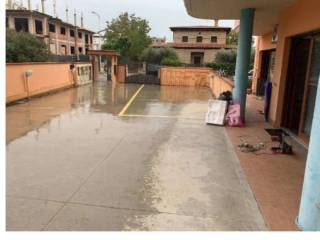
[225,95,307,231]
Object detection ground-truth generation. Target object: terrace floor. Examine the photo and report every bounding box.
[225,95,307,231]
[6,80,266,231]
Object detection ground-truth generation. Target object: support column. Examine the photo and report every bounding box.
[297,75,320,231]
[233,8,255,120]
[111,56,117,83]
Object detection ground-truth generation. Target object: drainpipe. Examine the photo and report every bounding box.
[233,8,255,120]
[297,74,320,231]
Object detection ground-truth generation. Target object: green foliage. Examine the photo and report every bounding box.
[160,57,183,67]
[102,12,152,61]
[207,47,256,77]
[142,47,178,64]
[206,49,237,76]
[206,61,236,76]
[215,49,237,63]
[226,30,239,45]
[6,30,50,62]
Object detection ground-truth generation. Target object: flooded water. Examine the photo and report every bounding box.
[6,80,266,231]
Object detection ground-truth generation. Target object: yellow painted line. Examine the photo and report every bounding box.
[121,114,203,120]
[118,84,145,116]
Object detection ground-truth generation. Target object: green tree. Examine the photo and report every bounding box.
[102,12,152,61]
[207,49,237,76]
[6,30,50,62]
[226,30,239,45]
[142,47,178,64]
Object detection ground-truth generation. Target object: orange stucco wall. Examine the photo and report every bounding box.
[160,66,233,97]
[254,0,320,126]
[6,62,75,103]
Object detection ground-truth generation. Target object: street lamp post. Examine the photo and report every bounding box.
[91,11,103,72]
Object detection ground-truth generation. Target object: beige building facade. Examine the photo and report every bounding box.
[169,26,236,65]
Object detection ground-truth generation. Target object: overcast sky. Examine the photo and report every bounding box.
[20,0,235,41]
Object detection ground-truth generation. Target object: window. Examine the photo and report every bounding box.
[85,34,89,44]
[196,36,203,43]
[60,27,66,35]
[78,32,82,38]
[70,29,75,37]
[85,48,89,54]
[60,45,67,55]
[90,35,93,44]
[35,19,43,34]
[6,17,8,28]
[70,46,75,54]
[14,18,29,32]
[211,36,217,43]
[182,36,188,42]
[49,23,55,33]
[78,47,83,54]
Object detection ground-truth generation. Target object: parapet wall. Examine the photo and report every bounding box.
[160,66,234,97]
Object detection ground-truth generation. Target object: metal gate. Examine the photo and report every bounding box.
[125,62,160,85]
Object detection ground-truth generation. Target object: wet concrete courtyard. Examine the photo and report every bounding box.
[6,80,267,230]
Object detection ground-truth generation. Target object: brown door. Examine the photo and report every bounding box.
[282,38,311,134]
[191,52,204,65]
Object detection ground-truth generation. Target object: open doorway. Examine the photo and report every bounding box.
[191,52,204,65]
[256,49,275,96]
[282,33,320,141]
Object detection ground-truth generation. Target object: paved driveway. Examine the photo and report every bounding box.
[6,81,266,230]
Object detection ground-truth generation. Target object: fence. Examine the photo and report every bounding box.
[6,62,90,103]
[160,66,234,98]
[49,54,90,62]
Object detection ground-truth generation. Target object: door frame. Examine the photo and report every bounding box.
[298,33,320,142]
[282,32,320,143]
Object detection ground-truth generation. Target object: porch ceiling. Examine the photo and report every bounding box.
[183,0,297,35]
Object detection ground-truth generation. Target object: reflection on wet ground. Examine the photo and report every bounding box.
[6,80,267,231]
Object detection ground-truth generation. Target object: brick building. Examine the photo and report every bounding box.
[6,9,94,56]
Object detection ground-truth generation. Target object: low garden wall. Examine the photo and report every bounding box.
[160,66,234,97]
[6,62,91,103]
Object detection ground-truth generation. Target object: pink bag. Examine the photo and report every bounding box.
[226,103,244,127]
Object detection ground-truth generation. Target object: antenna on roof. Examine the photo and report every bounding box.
[53,0,57,17]
[7,0,13,9]
[41,0,45,13]
[81,12,84,28]
[66,6,69,23]
[74,9,77,26]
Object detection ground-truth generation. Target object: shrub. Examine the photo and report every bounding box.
[142,47,178,64]
[206,49,237,76]
[215,49,237,64]
[161,57,183,67]
[6,30,50,63]
[206,62,236,77]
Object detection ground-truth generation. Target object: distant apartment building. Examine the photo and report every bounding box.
[6,9,94,56]
[92,30,106,50]
[167,24,236,65]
